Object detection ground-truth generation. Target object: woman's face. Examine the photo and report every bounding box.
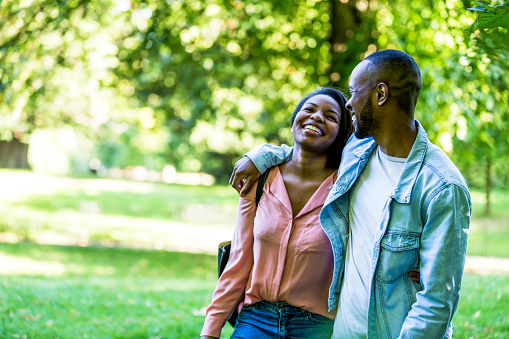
[291,94,341,153]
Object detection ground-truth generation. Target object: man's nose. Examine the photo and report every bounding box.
[345,100,353,112]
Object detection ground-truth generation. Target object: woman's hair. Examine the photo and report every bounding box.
[290,87,353,169]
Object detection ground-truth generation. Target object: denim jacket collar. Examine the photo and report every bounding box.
[350,120,428,204]
[391,120,428,204]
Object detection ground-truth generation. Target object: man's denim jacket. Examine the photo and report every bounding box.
[246,120,471,338]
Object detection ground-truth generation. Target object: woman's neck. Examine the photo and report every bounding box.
[281,146,334,180]
[279,145,336,218]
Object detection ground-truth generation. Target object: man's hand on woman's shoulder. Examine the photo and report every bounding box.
[229,156,261,197]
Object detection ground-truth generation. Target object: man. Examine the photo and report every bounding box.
[229,49,471,338]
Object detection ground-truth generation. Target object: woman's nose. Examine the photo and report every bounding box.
[310,111,324,123]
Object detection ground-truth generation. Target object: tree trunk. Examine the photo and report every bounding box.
[485,155,491,216]
[329,0,357,79]
[328,0,375,83]
[0,138,30,169]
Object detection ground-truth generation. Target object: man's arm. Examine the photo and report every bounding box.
[229,144,293,196]
[398,185,471,338]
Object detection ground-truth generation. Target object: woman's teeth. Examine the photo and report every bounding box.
[305,125,322,135]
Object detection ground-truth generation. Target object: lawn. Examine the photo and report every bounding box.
[468,189,509,258]
[0,169,508,257]
[0,243,508,338]
[1,169,509,337]
[0,170,240,254]
[0,243,234,338]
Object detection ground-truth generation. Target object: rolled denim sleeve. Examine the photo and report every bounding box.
[245,144,293,174]
[398,184,471,338]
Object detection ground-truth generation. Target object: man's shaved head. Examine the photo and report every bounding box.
[364,50,422,114]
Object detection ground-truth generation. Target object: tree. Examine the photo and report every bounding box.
[112,0,372,180]
[0,0,128,169]
[2,0,507,192]
[468,1,509,29]
[459,0,509,215]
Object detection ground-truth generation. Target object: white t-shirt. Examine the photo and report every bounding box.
[334,146,406,338]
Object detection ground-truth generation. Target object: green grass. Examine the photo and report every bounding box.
[466,188,509,258]
[454,273,509,338]
[0,243,234,338]
[0,243,508,338]
[0,170,239,221]
[0,170,509,257]
[470,188,509,219]
[468,217,509,257]
[0,170,240,253]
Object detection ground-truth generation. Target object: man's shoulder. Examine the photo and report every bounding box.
[420,140,469,192]
[344,134,375,155]
[339,135,375,173]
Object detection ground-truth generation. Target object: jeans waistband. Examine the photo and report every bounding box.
[250,300,308,315]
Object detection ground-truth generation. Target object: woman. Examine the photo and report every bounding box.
[201,88,352,339]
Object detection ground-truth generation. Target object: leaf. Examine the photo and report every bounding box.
[468,1,509,29]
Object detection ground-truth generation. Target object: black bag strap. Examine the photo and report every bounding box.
[255,166,273,207]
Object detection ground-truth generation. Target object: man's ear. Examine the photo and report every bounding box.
[376,82,389,106]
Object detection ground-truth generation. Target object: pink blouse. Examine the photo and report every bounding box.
[201,166,337,337]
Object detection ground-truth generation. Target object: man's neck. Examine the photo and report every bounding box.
[373,119,418,158]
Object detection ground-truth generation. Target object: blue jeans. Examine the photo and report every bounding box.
[231,301,334,339]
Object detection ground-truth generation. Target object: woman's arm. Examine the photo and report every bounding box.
[200,188,258,337]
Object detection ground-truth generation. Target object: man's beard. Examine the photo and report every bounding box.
[354,96,377,139]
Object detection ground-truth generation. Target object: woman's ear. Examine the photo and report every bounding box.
[376,82,389,106]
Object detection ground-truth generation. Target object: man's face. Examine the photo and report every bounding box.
[354,96,376,139]
[345,61,379,139]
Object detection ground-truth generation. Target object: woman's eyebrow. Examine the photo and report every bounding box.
[305,102,340,115]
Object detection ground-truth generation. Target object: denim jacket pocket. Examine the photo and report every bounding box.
[376,232,420,284]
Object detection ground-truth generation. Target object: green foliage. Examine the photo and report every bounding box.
[368,0,509,196]
[0,0,120,136]
[453,2,509,191]
[111,0,344,179]
[1,0,509,189]
[469,1,509,29]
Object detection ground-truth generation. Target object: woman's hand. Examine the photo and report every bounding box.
[200,336,218,339]
[229,156,261,197]
[407,269,420,283]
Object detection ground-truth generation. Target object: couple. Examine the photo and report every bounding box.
[201,50,471,338]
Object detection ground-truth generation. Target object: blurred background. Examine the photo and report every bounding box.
[0,0,508,338]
